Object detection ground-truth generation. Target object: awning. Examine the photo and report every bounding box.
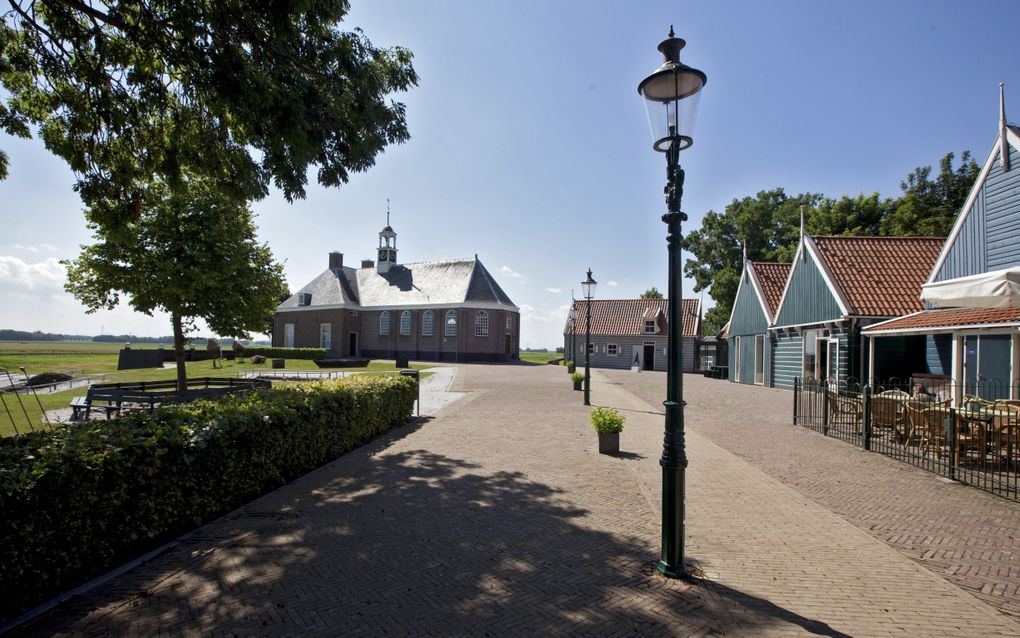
[921,267,1020,309]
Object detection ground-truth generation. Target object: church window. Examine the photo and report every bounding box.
[379,311,391,336]
[445,310,458,336]
[400,310,412,336]
[422,310,434,336]
[475,311,489,337]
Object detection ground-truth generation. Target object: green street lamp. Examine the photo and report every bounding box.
[570,302,578,373]
[582,269,597,406]
[638,25,706,579]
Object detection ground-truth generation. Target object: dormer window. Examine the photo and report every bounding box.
[644,319,657,334]
[298,292,312,306]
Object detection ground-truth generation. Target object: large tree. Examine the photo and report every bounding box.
[0,1,417,231]
[640,287,663,299]
[881,151,979,236]
[64,177,287,390]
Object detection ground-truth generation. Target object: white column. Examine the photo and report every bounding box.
[951,334,963,405]
[868,335,875,386]
[1012,333,1020,399]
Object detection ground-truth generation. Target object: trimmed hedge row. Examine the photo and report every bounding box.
[0,375,416,622]
[243,346,326,360]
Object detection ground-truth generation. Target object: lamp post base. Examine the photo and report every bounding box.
[656,560,685,579]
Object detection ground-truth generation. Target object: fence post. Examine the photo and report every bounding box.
[948,406,958,482]
[793,377,799,424]
[822,378,829,436]
[862,384,872,451]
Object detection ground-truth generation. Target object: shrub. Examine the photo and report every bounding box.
[243,346,326,360]
[27,372,73,386]
[563,360,574,367]
[0,375,415,622]
[590,407,625,434]
[570,371,585,383]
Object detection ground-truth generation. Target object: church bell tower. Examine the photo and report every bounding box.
[377,200,397,274]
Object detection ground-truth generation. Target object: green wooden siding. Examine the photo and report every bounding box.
[774,250,843,327]
[729,271,769,336]
[772,331,802,389]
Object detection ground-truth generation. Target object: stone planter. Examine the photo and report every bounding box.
[573,379,583,391]
[598,432,619,455]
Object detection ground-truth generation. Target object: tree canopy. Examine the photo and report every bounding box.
[0,0,418,231]
[684,151,979,335]
[640,287,663,299]
[63,177,288,389]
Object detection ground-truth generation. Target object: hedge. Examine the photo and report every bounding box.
[0,375,416,622]
[242,346,326,360]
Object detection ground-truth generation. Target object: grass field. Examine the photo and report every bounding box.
[0,341,432,437]
[520,351,563,365]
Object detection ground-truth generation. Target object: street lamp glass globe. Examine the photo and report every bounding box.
[638,31,706,153]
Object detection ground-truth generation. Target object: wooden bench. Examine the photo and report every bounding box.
[70,377,271,420]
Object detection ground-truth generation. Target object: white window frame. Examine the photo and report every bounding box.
[733,336,741,381]
[399,310,412,336]
[644,320,656,334]
[607,343,619,356]
[506,314,513,330]
[422,310,434,337]
[379,310,391,336]
[475,310,489,337]
[320,323,332,350]
[445,310,458,336]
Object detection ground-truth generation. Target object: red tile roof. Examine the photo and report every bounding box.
[750,262,790,315]
[863,307,1020,333]
[812,236,944,316]
[566,298,701,337]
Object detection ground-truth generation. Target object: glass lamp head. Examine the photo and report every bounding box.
[638,27,707,152]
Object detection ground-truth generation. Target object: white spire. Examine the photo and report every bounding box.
[742,238,748,265]
[1001,82,1011,172]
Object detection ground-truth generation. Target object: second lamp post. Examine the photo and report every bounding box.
[637,26,706,578]
[581,269,596,406]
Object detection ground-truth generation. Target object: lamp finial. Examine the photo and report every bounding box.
[1001,82,1010,171]
[669,25,675,38]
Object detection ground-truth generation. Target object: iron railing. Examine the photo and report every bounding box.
[794,377,1020,502]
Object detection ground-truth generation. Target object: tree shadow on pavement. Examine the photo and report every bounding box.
[18,449,848,636]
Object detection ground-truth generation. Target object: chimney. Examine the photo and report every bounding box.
[361,259,375,269]
[329,251,343,269]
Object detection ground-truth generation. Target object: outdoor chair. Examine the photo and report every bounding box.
[878,389,910,399]
[903,404,927,448]
[920,405,952,458]
[870,396,906,432]
[826,392,862,426]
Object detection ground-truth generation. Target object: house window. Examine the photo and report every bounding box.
[802,329,818,380]
[422,310,434,336]
[754,334,764,385]
[588,343,595,355]
[297,292,312,306]
[320,323,332,350]
[379,310,391,336]
[475,311,489,337]
[607,344,619,356]
[506,314,513,330]
[445,310,457,336]
[644,320,656,334]
[400,310,412,336]
[284,323,295,348]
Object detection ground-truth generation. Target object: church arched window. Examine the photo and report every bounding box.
[445,310,458,336]
[399,310,412,336]
[422,310,434,336]
[379,310,390,336]
[475,311,489,337]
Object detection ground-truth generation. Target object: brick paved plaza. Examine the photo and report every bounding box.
[14,364,1020,636]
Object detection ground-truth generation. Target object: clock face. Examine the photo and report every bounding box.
[388,249,396,261]
[378,249,388,262]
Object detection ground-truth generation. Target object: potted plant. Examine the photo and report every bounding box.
[570,371,585,391]
[565,359,576,373]
[591,407,625,454]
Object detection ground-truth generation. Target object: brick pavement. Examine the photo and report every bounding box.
[605,368,1020,621]
[13,364,1020,636]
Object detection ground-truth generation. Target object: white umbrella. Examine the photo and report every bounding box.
[921,267,1020,309]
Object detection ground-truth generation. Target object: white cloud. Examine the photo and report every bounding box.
[10,243,57,253]
[500,265,526,284]
[0,255,66,290]
[607,280,618,288]
[544,287,562,293]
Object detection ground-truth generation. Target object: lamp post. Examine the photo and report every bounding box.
[581,269,597,406]
[569,304,578,372]
[637,26,706,579]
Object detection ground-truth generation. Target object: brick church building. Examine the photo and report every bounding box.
[273,223,520,362]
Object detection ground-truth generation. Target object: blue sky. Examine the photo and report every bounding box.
[2,1,1018,348]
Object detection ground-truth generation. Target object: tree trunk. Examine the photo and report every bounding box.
[171,311,188,392]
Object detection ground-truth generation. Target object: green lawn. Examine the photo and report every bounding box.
[0,341,434,437]
[520,351,563,365]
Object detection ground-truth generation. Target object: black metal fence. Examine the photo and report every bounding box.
[794,377,1020,502]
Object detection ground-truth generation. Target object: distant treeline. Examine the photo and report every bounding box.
[0,329,268,346]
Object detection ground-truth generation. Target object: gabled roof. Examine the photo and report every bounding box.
[927,124,1020,283]
[278,257,517,311]
[565,298,701,337]
[812,236,944,317]
[751,262,791,317]
[862,307,1020,335]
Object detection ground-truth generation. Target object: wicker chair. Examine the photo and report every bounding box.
[871,396,906,431]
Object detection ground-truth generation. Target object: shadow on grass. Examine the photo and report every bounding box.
[18,448,849,636]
